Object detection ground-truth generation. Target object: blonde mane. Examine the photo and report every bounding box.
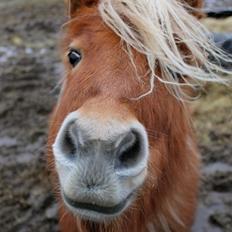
[99,0,232,99]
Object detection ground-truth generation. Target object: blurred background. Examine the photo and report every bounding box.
[0,0,231,231]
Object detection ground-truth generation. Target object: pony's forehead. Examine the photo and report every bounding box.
[62,9,119,49]
[63,15,107,45]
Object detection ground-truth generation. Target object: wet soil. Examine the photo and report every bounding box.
[0,0,64,231]
[204,0,232,10]
[0,1,231,232]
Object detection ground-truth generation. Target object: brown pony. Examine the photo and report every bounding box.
[47,0,230,231]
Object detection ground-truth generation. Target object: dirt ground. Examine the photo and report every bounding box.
[0,1,231,232]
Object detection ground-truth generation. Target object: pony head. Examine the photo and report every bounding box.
[47,0,231,230]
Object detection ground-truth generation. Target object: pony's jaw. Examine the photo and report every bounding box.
[61,170,147,222]
[52,109,149,221]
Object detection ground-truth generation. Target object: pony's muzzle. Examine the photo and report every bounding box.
[54,111,149,178]
[52,111,149,219]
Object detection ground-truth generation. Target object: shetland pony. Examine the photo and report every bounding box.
[47,0,231,231]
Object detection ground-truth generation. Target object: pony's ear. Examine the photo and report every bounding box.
[182,0,204,18]
[66,0,99,18]
[184,0,203,8]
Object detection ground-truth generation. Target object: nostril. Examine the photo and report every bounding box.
[64,130,76,155]
[115,131,143,171]
[60,123,78,156]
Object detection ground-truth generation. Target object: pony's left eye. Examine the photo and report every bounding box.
[68,50,82,67]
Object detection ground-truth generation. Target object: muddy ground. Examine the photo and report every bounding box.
[0,0,231,232]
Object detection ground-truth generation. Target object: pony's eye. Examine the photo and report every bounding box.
[68,50,81,67]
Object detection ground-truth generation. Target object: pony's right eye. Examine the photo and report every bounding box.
[68,50,82,67]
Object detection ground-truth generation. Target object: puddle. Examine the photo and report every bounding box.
[0,46,17,63]
[0,136,18,147]
[0,46,48,64]
[192,204,222,232]
[203,162,232,175]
